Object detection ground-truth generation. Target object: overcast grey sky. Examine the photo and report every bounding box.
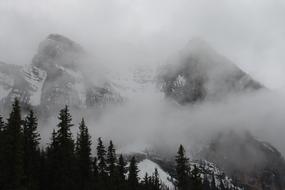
[0,0,285,91]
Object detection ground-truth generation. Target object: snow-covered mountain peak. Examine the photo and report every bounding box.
[0,34,123,114]
[32,34,84,75]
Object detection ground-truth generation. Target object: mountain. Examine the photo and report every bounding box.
[0,36,264,114]
[0,34,123,116]
[131,152,244,190]
[0,35,284,189]
[137,159,175,189]
[199,131,285,190]
[132,131,285,190]
[158,39,263,104]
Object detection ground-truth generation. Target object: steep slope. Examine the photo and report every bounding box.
[0,34,123,115]
[0,62,16,101]
[138,159,175,189]
[129,152,244,190]
[199,131,285,190]
[158,39,263,104]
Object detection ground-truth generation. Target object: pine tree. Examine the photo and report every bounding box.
[38,149,48,190]
[143,173,149,187]
[0,115,4,132]
[51,105,76,190]
[23,110,41,190]
[116,154,127,190]
[75,118,92,190]
[0,115,6,189]
[106,140,117,189]
[93,157,99,179]
[152,168,161,190]
[3,99,24,189]
[175,144,190,190]
[91,156,100,190]
[202,175,211,190]
[46,128,58,187]
[211,174,217,190]
[220,179,226,190]
[97,137,107,176]
[118,154,127,181]
[106,140,116,177]
[190,165,202,190]
[128,156,139,190]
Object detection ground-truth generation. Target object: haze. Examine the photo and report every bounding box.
[1,0,285,91]
[1,0,285,157]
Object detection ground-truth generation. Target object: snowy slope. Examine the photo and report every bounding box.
[108,65,163,102]
[21,65,47,106]
[191,160,243,190]
[138,159,174,189]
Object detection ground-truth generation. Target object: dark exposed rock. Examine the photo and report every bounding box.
[0,34,122,116]
[199,131,285,190]
[158,39,263,104]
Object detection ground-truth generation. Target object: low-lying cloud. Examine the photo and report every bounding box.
[1,0,285,158]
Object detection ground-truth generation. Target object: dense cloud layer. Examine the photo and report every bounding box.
[1,0,285,158]
[1,0,285,91]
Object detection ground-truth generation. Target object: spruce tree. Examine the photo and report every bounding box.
[75,118,92,189]
[202,175,211,190]
[23,110,41,190]
[190,165,202,190]
[128,156,139,190]
[0,115,4,132]
[96,137,107,189]
[175,144,190,190]
[93,157,99,179]
[143,173,149,187]
[3,99,24,189]
[152,168,161,190]
[92,157,99,189]
[0,115,6,189]
[46,128,58,187]
[38,149,48,190]
[211,174,217,190]
[106,141,117,189]
[97,137,107,176]
[107,140,116,177]
[117,154,127,190]
[220,179,226,190]
[118,154,127,181]
[52,105,76,190]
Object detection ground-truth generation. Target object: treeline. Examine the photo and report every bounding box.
[0,99,234,190]
[175,145,236,190]
[0,100,166,190]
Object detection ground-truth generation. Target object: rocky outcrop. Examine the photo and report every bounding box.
[199,131,285,190]
[0,34,123,115]
[158,39,262,104]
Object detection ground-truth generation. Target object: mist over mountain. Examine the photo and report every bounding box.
[0,35,265,115]
[0,34,123,116]
[158,39,263,104]
[0,33,285,190]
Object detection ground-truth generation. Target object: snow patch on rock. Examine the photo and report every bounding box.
[21,65,47,106]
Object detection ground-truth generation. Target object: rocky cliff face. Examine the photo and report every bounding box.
[0,34,123,115]
[138,131,285,190]
[158,39,263,104]
[199,131,285,190]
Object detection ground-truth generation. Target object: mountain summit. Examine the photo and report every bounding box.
[0,34,122,115]
[158,39,263,104]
